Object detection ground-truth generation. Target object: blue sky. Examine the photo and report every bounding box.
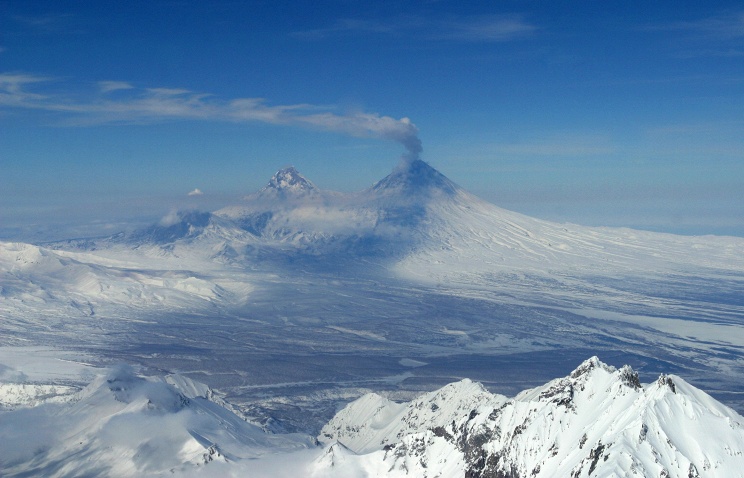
[1,1,743,238]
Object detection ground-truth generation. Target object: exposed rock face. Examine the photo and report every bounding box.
[260,166,320,199]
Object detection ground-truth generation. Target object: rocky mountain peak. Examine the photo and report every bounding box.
[260,166,319,197]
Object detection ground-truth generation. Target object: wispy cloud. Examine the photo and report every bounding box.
[0,73,52,106]
[645,10,744,41]
[294,18,399,40]
[439,15,537,42]
[643,10,744,58]
[11,13,78,34]
[293,14,536,43]
[98,81,134,93]
[0,73,422,160]
[659,10,744,39]
[187,188,203,196]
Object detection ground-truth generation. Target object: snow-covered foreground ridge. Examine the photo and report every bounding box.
[0,365,316,477]
[319,357,744,478]
[2,357,743,477]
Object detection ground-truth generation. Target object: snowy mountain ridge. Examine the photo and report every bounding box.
[2,357,742,477]
[318,357,744,478]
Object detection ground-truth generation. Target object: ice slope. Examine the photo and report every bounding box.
[318,357,744,478]
[213,163,744,379]
[0,366,315,477]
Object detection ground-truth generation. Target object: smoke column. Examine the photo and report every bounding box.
[295,111,423,163]
[389,117,423,163]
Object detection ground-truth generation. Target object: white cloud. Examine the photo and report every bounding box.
[0,73,49,94]
[0,73,422,159]
[158,210,181,227]
[98,81,134,93]
[187,188,203,196]
[293,14,536,43]
[441,15,537,42]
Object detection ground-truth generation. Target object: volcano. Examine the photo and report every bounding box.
[370,158,459,198]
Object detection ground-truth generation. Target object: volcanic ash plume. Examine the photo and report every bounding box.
[391,117,423,162]
[298,111,422,162]
[0,73,424,160]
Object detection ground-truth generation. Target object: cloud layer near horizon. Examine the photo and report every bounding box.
[0,73,422,160]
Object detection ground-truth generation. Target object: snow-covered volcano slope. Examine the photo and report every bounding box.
[318,357,744,478]
[363,159,744,277]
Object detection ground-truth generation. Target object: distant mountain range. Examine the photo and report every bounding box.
[2,159,742,355]
[93,159,744,272]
